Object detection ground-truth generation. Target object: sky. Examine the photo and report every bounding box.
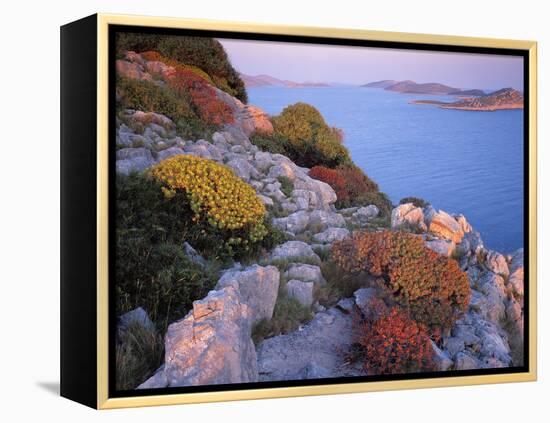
[219,38,523,91]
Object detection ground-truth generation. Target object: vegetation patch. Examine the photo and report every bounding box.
[399,196,430,209]
[252,281,313,344]
[116,32,247,102]
[351,305,434,374]
[332,231,470,335]
[115,322,164,391]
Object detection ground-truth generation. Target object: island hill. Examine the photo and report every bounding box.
[240,73,330,88]
[363,79,485,96]
[363,79,523,111]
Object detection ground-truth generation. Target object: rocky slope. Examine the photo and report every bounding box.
[116,51,524,389]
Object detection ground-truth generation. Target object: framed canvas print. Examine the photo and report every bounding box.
[60,14,537,409]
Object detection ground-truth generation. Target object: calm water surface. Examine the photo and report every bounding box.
[248,86,524,253]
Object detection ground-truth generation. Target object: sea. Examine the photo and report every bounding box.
[248,86,524,254]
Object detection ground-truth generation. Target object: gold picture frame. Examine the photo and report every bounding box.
[61,13,537,409]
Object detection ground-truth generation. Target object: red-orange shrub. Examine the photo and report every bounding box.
[355,307,434,375]
[332,231,470,332]
[308,164,380,209]
[140,51,234,127]
[309,166,349,204]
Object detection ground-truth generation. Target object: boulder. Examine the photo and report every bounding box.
[257,308,362,381]
[272,211,310,234]
[285,264,325,284]
[455,214,473,233]
[182,242,206,267]
[428,210,464,243]
[226,158,260,182]
[308,210,346,231]
[508,249,524,297]
[156,147,185,162]
[431,341,453,371]
[455,352,480,370]
[216,265,280,324]
[425,239,455,257]
[353,205,379,224]
[118,307,155,334]
[286,280,314,307]
[484,250,510,277]
[391,203,427,231]
[115,148,155,175]
[312,227,350,244]
[269,241,320,264]
[353,288,379,316]
[470,271,507,324]
[116,59,152,82]
[139,285,258,388]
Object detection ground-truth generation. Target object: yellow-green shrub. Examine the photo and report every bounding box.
[149,155,268,250]
[271,103,351,168]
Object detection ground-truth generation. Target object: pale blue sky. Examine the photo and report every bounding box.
[219,38,523,91]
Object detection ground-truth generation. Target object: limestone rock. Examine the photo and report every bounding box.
[286,280,314,307]
[426,239,455,257]
[118,307,155,334]
[216,265,280,324]
[431,341,453,371]
[139,285,258,388]
[269,241,321,264]
[353,205,379,224]
[183,242,206,267]
[391,203,427,231]
[116,148,155,175]
[308,210,346,231]
[428,210,464,243]
[312,227,350,244]
[285,264,325,284]
[226,158,260,182]
[484,250,510,277]
[508,249,524,297]
[156,147,185,162]
[257,308,362,381]
[272,211,310,234]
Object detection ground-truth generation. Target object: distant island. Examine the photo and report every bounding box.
[240,73,330,88]
[411,88,524,111]
[362,79,485,96]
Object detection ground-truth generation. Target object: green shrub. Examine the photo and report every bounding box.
[116,76,208,139]
[399,196,430,209]
[116,32,247,102]
[249,131,292,155]
[277,176,294,197]
[252,284,313,344]
[271,103,351,168]
[115,322,163,390]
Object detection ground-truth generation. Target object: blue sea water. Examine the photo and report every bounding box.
[248,86,524,253]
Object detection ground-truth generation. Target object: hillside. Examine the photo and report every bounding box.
[412,88,524,111]
[113,40,525,391]
[240,72,330,88]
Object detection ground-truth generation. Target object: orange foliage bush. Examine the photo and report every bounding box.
[309,164,380,209]
[140,51,234,127]
[309,166,349,203]
[355,306,434,374]
[332,231,470,332]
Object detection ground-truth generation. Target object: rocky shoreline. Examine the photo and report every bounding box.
[115,51,524,389]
